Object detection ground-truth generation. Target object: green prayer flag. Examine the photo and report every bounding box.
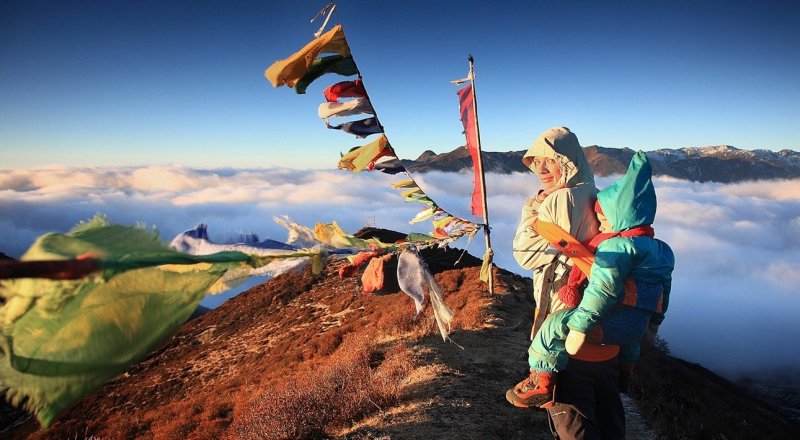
[0,216,263,427]
[293,55,358,94]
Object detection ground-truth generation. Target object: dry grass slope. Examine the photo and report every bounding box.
[3,242,798,439]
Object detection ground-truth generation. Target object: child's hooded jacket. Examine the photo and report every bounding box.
[567,151,675,334]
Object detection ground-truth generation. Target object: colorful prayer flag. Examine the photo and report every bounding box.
[324,78,367,102]
[327,117,383,138]
[457,84,484,217]
[265,25,350,88]
[337,134,390,173]
[294,55,358,94]
[0,216,266,427]
[318,97,373,121]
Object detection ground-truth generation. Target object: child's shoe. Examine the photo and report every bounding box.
[505,370,555,408]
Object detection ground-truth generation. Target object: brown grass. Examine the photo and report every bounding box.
[11,257,477,439]
[232,332,414,440]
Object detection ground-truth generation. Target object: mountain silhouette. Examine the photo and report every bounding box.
[402,145,800,182]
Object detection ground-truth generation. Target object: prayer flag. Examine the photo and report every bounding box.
[338,134,390,173]
[0,216,265,427]
[324,78,367,102]
[390,179,417,189]
[457,84,484,217]
[327,117,383,138]
[294,55,358,94]
[318,97,373,121]
[265,25,350,88]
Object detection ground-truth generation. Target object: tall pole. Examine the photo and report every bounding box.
[468,56,494,295]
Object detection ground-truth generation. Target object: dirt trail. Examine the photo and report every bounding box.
[340,268,658,440]
[340,270,554,439]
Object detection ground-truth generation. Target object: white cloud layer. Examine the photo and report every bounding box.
[2,166,799,376]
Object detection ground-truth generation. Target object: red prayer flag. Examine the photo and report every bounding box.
[457,84,484,217]
[324,78,367,102]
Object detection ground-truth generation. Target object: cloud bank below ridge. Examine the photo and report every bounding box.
[2,166,799,376]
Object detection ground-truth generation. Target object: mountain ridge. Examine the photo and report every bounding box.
[401,145,800,182]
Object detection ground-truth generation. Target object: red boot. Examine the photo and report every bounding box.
[505,370,556,408]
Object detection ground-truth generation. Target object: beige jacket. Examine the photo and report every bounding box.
[512,127,599,338]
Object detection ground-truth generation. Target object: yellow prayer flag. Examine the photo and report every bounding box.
[409,207,438,224]
[338,134,389,173]
[265,25,350,88]
[400,187,423,198]
[389,179,417,189]
[432,216,457,230]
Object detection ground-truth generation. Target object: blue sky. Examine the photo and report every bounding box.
[2,0,799,169]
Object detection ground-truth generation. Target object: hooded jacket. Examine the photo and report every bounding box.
[512,127,599,337]
[567,151,675,334]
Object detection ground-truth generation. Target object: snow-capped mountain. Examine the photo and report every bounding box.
[402,145,800,182]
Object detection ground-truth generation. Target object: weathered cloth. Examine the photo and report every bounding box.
[0,217,267,427]
[265,25,350,88]
[323,78,367,102]
[396,249,453,341]
[293,55,358,94]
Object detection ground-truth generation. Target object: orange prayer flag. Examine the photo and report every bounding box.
[265,25,350,88]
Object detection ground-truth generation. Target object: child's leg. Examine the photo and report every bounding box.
[528,308,575,373]
[619,342,640,364]
[508,309,576,409]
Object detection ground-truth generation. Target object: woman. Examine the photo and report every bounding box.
[509,126,625,439]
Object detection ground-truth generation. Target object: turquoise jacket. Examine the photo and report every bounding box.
[566,151,675,334]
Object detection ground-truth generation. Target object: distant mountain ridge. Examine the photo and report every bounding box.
[402,145,800,182]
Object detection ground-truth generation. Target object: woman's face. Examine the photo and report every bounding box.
[531,156,563,193]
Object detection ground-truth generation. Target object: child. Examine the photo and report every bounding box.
[506,150,675,408]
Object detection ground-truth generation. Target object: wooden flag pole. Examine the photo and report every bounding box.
[467,55,494,295]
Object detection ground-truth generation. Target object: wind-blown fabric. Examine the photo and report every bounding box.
[457,83,485,217]
[318,97,373,121]
[294,55,358,94]
[371,158,405,175]
[169,223,325,276]
[397,249,453,341]
[361,254,392,293]
[324,78,367,102]
[0,216,267,428]
[313,221,385,250]
[338,134,391,173]
[272,215,320,249]
[390,179,417,189]
[265,25,350,88]
[339,249,383,278]
[327,117,383,138]
[266,24,482,242]
[409,207,439,224]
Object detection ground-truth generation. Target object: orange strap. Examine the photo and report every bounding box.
[570,343,620,362]
[531,219,594,276]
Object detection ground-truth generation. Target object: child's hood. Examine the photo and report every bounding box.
[597,150,656,232]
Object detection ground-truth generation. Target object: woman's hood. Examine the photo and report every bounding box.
[522,126,595,188]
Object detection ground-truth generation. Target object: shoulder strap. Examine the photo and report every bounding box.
[531,219,594,276]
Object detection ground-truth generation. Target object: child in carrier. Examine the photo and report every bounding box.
[506,150,675,408]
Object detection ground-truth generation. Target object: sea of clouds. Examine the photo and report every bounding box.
[1,166,799,377]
